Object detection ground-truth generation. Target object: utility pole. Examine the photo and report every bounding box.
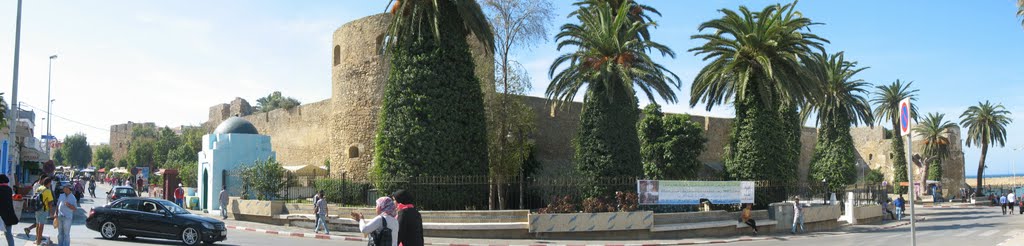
[6,0,24,176]
[47,55,57,159]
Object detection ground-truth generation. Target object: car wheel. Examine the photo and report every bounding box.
[100,221,119,239]
[181,226,202,246]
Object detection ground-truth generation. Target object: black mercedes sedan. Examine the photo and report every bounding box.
[86,197,226,246]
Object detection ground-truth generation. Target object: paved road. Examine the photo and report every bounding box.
[3,182,349,246]
[731,206,1021,246]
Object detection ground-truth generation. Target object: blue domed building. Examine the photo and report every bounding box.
[197,117,276,212]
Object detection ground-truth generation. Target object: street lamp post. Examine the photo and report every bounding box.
[46,55,57,159]
[6,0,24,176]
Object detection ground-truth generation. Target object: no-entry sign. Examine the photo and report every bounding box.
[899,98,912,136]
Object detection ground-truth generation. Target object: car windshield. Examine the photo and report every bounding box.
[115,188,135,196]
[158,200,189,214]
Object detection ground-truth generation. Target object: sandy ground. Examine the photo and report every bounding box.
[969,177,1024,187]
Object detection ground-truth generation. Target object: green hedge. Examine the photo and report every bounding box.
[313,178,371,206]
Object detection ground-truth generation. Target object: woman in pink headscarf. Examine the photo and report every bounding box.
[352,196,400,246]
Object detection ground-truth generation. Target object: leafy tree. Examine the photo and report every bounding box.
[60,134,92,168]
[117,159,128,168]
[255,91,301,113]
[547,0,679,197]
[802,52,873,192]
[125,139,156,170]
[914,112,957,192]
[870,80,918,194]
[92,145,114,169]
[167,127,204,163]
[131,126,157,139]
[154,127,180,166]
[689,2,826,184]
[240,157,288,200]
[1018,0,1024,27]
[165,160,197,187]
[639,104,707,180]
[865,168,885,184]
[961,101,1012,195]
[53,149,65,167]
[482,0,552,210]
[0,92,8,130]
[372,0,493,208]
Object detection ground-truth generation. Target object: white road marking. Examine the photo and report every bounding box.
[980,230,1001,236]
[955,230,978,237]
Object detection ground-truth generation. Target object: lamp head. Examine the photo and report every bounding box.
[49,55,58,59]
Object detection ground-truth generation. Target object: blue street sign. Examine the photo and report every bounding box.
[41,135,55,140]
[1,140,8,175]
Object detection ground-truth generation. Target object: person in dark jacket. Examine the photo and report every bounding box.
[392,190,423,246]
[0,175,20,246]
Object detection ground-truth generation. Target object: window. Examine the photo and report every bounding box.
[349,146,360,158]
[333,45,341,66]
[139,201,162,214]
[113,199,139,210]
[868,154,873,161]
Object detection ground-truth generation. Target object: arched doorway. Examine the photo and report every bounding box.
[202,169,209,210]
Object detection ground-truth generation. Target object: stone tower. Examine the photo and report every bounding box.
[329,13,494,181]
[330,14,391,180]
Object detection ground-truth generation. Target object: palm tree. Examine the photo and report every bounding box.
[802,51,873,191]
[913,112,958,195]
[569,0,660,42]
[870,80,918,194]
[1018,0,1024,26]
[372,0,494,201]
[547,0,679,196]
[961,101,1012,195]
[689,2,826,182]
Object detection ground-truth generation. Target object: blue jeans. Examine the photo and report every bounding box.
[791,215,804,233]
[314,214,329,234]
[175,199,184,208]
[221,204,228,219]
[896,207,904,220]
[57,216,72,246]
[2,224,12,246]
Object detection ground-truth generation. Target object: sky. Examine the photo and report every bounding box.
[0,1,1022,176]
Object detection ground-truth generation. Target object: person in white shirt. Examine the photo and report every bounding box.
[1009,192,1017,215]
[352,196,399,246]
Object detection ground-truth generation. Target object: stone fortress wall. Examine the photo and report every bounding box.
[185,13,964,191]
[109,121,157,162]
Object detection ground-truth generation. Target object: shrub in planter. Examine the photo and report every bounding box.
[538,196,576,214]
[582,197,614,213]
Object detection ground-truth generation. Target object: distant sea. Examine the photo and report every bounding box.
[965,174,1018,179]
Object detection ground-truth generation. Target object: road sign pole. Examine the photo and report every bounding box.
[906,132,916,246]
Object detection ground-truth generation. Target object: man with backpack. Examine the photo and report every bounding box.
[28,177,54,245]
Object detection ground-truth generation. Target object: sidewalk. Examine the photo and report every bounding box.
[192,211,915,245]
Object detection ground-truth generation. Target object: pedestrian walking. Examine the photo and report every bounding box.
[353,196,399,246]
[895,194,906,220]
[791,196,804,234]
[0,175,19,246]
[219,187,229,219]
[73,181,84,204]
[29,177,54,245]
[88,178,96,198]
[314,191,329,234]
[56,184,78,246]
[23,175,47,237]
[1001,194,1008,215]
[393,190,423,246]
[881,199,895,220]
[174,184,185,208]
[136,176,144,196]
[1009,192,1017,214]
[740,203,757,235]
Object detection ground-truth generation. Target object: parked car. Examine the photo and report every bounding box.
[106,186,137,203]
[86,197,226,246]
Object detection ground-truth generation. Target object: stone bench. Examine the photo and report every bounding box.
[651,220,735,232]
[423,222,528,230]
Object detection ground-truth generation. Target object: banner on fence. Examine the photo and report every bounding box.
[637,180,755,205]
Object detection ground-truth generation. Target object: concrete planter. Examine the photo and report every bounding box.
[528,211,653,233]
[231,198,285,217]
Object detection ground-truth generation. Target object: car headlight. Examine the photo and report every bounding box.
[202,222,215,229]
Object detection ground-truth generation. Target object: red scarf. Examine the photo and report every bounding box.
[397,203,414,211]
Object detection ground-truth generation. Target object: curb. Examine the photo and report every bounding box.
[226,225,367,242]
[225,224,841,245]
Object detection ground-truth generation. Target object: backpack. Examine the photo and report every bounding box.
[368,217,392,246]
[24,192,41,213]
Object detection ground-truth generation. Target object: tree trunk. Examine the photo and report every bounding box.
[976,143,989,196]
[488,177,496,210]
[497,175,507,209]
